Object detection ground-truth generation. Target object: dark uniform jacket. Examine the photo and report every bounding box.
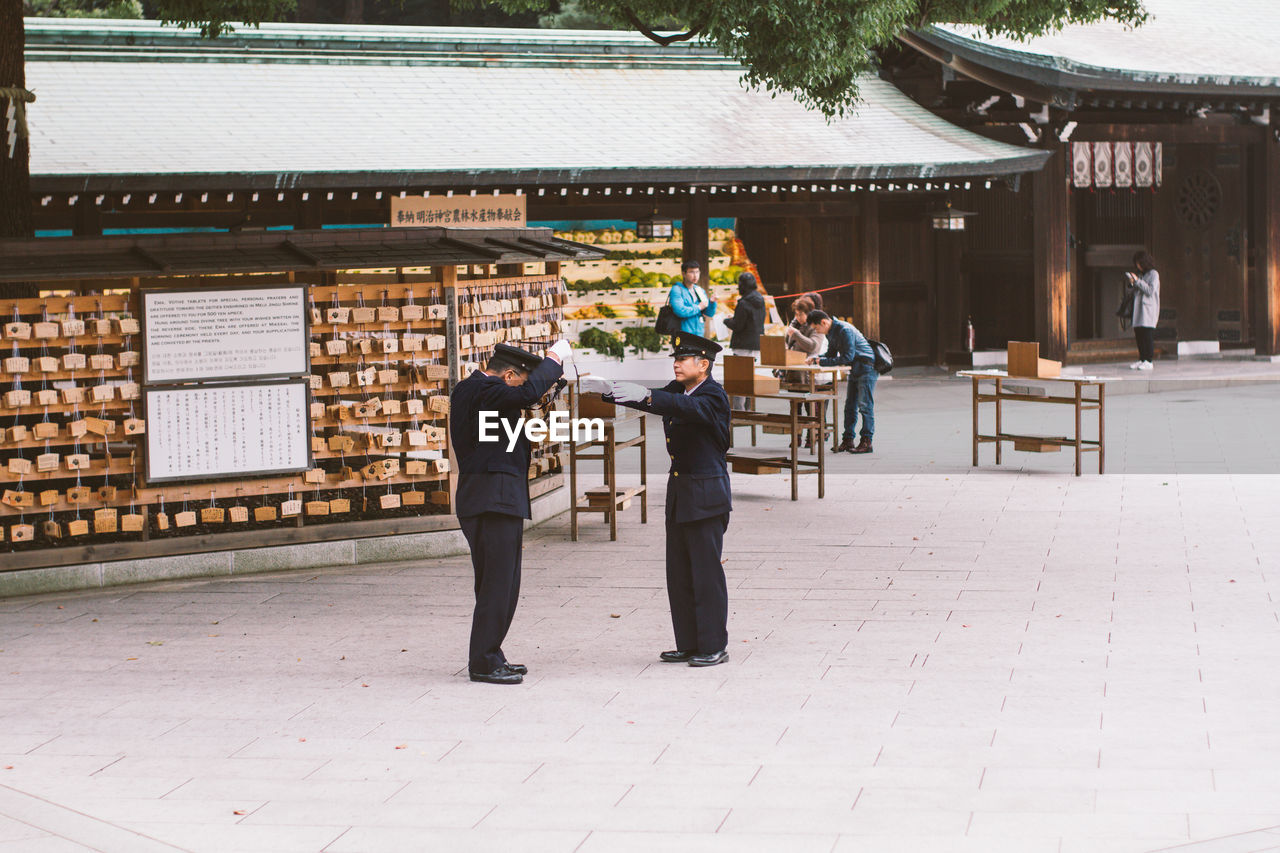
[618,377,732,523]
[450,358,563,519]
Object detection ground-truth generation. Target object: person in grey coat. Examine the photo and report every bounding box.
[1127,250,1161,370]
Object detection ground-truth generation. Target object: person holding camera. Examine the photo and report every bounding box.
[1126,250,1161,370]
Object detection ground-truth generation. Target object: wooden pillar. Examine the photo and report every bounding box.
[851,196,880,339]
[683,190,710,334]
[1033,144,1070,363]
[1260,112,1280,356]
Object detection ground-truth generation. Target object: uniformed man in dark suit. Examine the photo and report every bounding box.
[590,331,732,667]
[450,340,571,684]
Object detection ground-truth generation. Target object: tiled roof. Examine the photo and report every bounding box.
[927,0,1280,96]
[23,19,1047,191]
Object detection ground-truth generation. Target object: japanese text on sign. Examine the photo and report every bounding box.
[143,287,308,383]
[145,382,310,482]
[391,194,527,228]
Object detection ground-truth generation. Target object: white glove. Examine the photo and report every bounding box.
[608,380,648,404]
[577,375,612,395]
[548,340,573,362]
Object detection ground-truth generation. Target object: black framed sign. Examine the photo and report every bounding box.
[143,379,312,484]
[141,285,309,384]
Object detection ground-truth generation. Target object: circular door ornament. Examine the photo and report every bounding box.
[1177,170,1222,229]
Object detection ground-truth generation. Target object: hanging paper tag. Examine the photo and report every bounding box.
[405,399,424,415]
[380,338,398,355]
[200,507,225,524]
[34,356,58,372]
[402,490,426,506]
[118,382,140,401]
[401,334,424,352]
[380,492,402,510]
[35,453,59,472]
[281,499,302,517]
[66,486,92,504]
[62,352,87,370]
[154,511,170,530]
[10,523,35,542]
[42,519,63,539]
[117,318,141,336]
[65,453,91,471]
[60,386,85,405]
[35,389,58,407]
[92,318,114,336]
[326,339,349,356]
[68,518,90,536]
[123,418,146,435]
[174,510,197,527]
[4,389,32,407]
[33,321,59,339]
[7,458,33,475]
[118,351,140,367]
[325,307,351,324]
[39,489,59,506]
[304,468,326,484]
[377,369,399,385]
[253,505,277,522]
[428,395,451,415]
[381,399,402,415]
[404,459,428,475]
[61,319,86,337]
[4,356,30,373]
[304,500,329,516]
[401,304,424,321]
[329,497,351,513]
[91,384,115,402]
[3,321,32,339]
[85,416,114,436]
[68,419,87,438]
[377,306,400,322]
[89,353,114,371]
[121,513,145,532]
[33,421,59,440]
[97,485,118,501]
[228,505,249,523]
[351,307,376,324]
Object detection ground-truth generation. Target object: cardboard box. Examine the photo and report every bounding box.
[731,457,784,475]
[722,355,779,395]
[759,335,806,366]
[577,392,616,419]
[1007,341,1061,379]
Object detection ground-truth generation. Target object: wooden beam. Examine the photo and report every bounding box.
[851,196,880,340]
[1033,145,1070,362]
[1071,123,1265,144]
[1260,116,1280,356]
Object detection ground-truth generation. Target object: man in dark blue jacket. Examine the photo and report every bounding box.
[808,311,877,454]
[450,340,570,684]
[591,332,732,667]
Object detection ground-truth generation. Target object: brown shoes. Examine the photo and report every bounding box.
[849,438,873,454]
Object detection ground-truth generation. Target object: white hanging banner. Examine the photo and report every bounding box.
[1113,142,1133,188]
[1093,142,1113,189]
[1072,142,1093,188]
[1154,142,1164,187]
[1134,142,1154,188]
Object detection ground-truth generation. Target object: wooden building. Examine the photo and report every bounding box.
[21,18,1048,364]
[888,0,1280,361]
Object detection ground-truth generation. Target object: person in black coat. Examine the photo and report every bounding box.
[450,340,570,684]
[586,331,733,667]
[723,272,767,410]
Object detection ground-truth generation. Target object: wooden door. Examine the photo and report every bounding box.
[1152,144,1247,343]
[878,210,934,363]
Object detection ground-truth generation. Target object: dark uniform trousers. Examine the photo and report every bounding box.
[459,511,524,673]
[666,512,730,654]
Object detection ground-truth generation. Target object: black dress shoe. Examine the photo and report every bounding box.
[659,650,696,662]
[469,667,523,684]
[688,650,729,667]
[503,662,528,675]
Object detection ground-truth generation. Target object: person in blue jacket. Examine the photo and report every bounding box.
[450,340,571,684]
[807,310,877,454]
[667,259,717,335]
[582,331,732,667]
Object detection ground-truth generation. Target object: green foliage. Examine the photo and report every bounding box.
[24,0,142,17]
[494,0,1148,119]
[152,0,296,35]
[578,327,624,358]
[592,302,617,319]
[634,299,656,318]
[622,325,662,352]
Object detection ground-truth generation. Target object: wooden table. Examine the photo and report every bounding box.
[567,396,648,541]
[726,390,835,500]
[958,370,1107,476]
[752,363,850,453]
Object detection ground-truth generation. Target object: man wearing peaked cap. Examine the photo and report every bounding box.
[451,340,573,684]
[583,330,733,667]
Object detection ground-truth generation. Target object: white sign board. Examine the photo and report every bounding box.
[391,194,526,228]
[144,381,311,483]
[142,286,308,383]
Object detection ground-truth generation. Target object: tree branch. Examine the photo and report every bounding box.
[620,7,702,46]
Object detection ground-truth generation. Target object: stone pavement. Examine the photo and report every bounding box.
[3,364,1280,852]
